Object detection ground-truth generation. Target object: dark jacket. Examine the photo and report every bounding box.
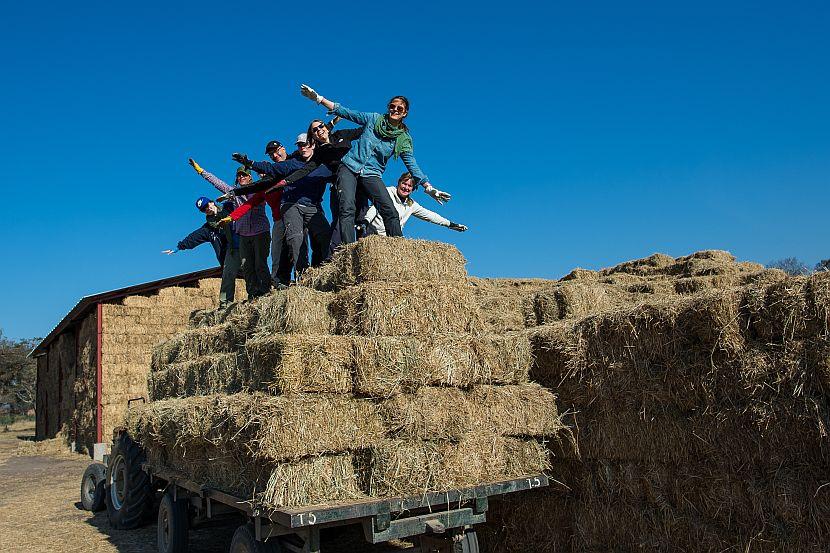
[281,163,334,207]
[283,128,363,185]
[176,203,238,265]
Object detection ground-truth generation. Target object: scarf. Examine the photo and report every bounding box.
[374,115,413,158]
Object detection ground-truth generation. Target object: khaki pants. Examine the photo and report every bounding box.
[240,232,271,297]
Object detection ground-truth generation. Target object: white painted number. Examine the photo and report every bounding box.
[296,512,317,526]
[526,477,541,488]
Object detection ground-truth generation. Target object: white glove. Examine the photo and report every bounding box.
[423,183,451,205]
[300,84,322,103]
[448,223,468,232]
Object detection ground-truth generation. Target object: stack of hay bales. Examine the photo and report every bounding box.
[127,237,563,509]
[479,256,830,551]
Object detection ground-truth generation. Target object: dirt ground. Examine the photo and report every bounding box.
[0,422,413,552]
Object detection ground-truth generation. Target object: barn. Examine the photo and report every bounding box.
[30,268,246,460]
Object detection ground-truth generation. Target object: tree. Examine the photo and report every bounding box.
[767,257,811,276]
[815,259,830,272]
[0,330,39,411]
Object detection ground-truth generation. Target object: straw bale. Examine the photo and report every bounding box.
[368,435,549,497]
[528,282,639,324]
[467,278,553,331]
[261,454,366,508]
[151,322,248,369]
[379,387,475,440]
[600,253,675,277]
[332,282,482,336]
[560,268,598,281]
[245,335,354,394]
[148,353,249,400]
[127,393,383,462]
[253,286,334,335]
[249,394,384,461]
[352,333,530,397]
[468,384,562,437]
[422,332,532,386]
[352,336,422,396]
[300,236,468,291]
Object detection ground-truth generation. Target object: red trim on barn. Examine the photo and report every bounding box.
[96,302,103,444]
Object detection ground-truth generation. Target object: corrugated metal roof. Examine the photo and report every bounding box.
[30,266,223,357]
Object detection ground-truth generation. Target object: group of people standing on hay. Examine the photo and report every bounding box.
[164,84,468,307]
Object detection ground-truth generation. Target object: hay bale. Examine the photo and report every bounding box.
[468,384,562,437]
[301,236,468,291]
[148,353,249,400]
[253,287,335,335]
[379,387,475,440]
[332,282,483,336]
[422,332,532,387]
[368,435,548,497]
[261,454,366,508]
[151,322,248,369]
[352,333,531,397]
[560,268,599,281]
[600,253,676,277]
[467,278,553,331]
[529,282,639,324]
[127,393,383,462]
[245,335,354,394]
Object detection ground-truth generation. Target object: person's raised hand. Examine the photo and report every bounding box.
[231,153,252,168]
[162,249,177,255]
[218,216,233,227]
[448,222,468,232]
[423,183,452,205]
[188,158,204,174]
[301,84,322,103]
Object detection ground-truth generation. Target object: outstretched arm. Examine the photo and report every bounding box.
[399,152,451,204]
[188,158,234,195]
[301,84,372,126]
[226,189,282,222]
[410,202,468,232]
[176,225,213,251]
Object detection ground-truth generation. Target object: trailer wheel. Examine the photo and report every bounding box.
[452,529,479,553]
[229,523,282,553]
[106,432,154,529]
[81,462,107,511]
[158,490,189,553]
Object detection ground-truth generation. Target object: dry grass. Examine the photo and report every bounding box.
[368,435,549,497]
[253,286,335,335]
[300,236,468,291]
[332,282,483,337]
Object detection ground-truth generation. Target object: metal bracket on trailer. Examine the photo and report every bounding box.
[363,507,485,544]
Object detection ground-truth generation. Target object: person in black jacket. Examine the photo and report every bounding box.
[163,197,242,307]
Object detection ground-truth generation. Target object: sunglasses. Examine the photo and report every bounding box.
[388,104,406,113]
[311,125,326,133]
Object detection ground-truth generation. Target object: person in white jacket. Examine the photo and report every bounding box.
[360,173,468,237]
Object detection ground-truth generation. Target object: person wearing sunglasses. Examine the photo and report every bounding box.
[298,84,451,245]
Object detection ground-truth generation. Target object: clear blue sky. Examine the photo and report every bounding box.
[1,1,828,340]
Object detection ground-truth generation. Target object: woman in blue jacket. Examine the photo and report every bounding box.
[299,84,451,244]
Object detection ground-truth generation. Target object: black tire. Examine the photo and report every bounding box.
[453,529,479,553]
[158,490,189,553]
[106,432,154,529]
[229,523,282,553]
[81,462,107,511]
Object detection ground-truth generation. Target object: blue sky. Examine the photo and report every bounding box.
[1,1,828,339]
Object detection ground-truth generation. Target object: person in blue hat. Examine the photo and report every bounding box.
[162,196,242,307]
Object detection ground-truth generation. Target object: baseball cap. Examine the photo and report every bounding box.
[265,140,283,153]
[295,133,309,145]
[236,166,250,176]
[195,197,212,212]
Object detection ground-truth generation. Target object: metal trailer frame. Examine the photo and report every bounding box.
[143,463,549,552]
